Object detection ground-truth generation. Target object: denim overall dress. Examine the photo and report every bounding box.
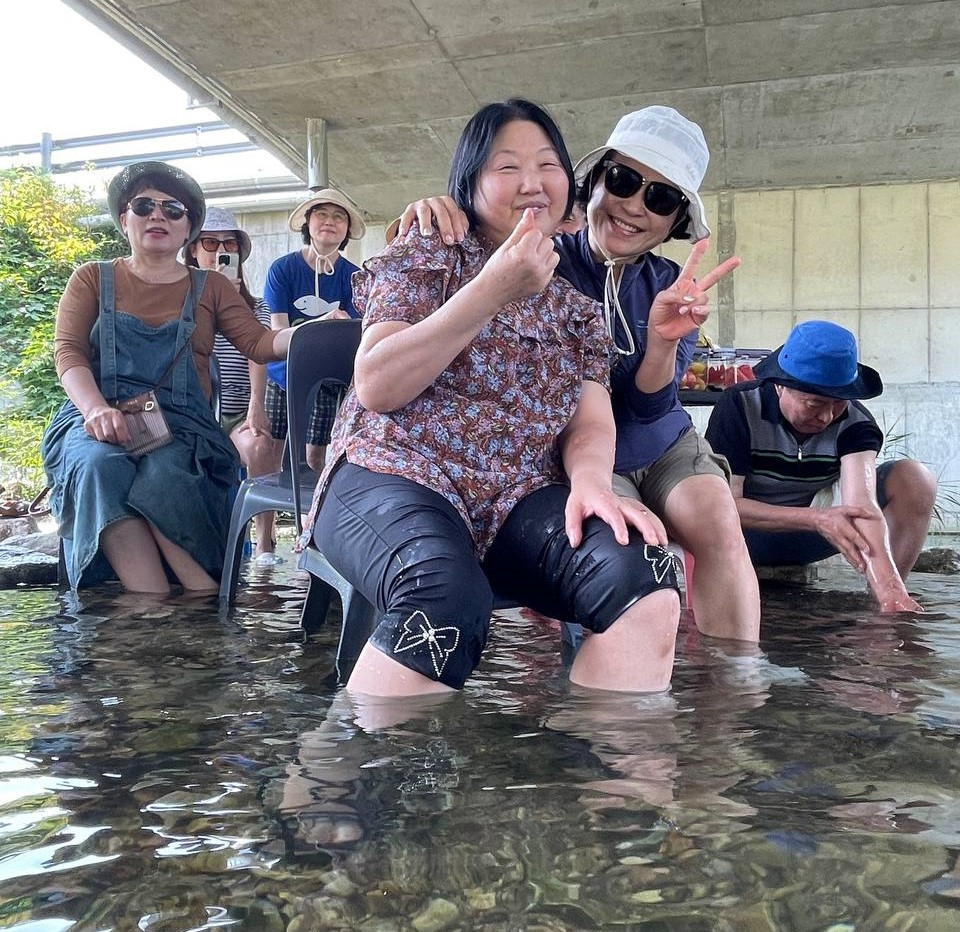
[41,261,240,588]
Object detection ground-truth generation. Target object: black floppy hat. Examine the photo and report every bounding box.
[107,160,206,244]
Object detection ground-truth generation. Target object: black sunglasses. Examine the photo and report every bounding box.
[198,236,240,253]
[601,160,687,216]
[127,196,189,221]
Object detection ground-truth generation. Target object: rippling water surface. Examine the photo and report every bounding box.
[1,561,959,931]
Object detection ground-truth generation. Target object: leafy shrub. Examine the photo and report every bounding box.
[0,167,124,492]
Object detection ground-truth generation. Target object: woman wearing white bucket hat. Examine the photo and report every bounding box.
[396,106,760,646]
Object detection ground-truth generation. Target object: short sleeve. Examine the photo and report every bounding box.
[253,297,272,327]
[353,230,458,329]
[263,256,292,315]
[705,388,752,475]
[837,405,884,458]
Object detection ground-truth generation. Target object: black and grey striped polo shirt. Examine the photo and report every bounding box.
[705,381,883,507]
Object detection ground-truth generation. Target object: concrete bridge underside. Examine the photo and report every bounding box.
[64,0,960,222]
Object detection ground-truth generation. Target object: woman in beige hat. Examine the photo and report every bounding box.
[263,189,366,473]
[396,107,760,647]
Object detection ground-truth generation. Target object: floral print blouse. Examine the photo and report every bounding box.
[299,230,613,558]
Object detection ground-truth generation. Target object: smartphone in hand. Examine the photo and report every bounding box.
[218,252,240,280]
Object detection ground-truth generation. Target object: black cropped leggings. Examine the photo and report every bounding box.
[313,463,679,689]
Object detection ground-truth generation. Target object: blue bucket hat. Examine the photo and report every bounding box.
[753,320,883,400]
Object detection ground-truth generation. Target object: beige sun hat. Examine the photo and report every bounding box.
[288,188,366,240]
[574,106,711,242]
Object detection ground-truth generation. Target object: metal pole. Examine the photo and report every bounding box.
[306,118,328,190]
[53,141,257,174]
[40,133,53,173]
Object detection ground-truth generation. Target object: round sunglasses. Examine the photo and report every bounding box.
[126,196,189,221]
[197,236,240,253]
[601,159,687,216]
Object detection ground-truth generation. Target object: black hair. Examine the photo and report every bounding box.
[447,98,575,231]
[574,151,692,242]
[301,204,350,250]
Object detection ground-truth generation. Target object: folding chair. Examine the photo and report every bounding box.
[209,354,222,425]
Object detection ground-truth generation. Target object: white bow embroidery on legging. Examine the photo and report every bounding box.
[644,545,679,584]
[393,611,461,678]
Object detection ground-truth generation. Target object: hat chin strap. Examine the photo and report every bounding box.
[592,236,645,357]
[309,243,339,298]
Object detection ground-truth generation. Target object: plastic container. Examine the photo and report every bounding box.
[733,353,758,383]
[705,348,737,389]
[680,347,770,394]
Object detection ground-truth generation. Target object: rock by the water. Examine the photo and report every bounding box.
[913,547,960,575]
[2,531,58,557]
[0,544,58,588]
[0,516,39,542]
[756,564,819,585]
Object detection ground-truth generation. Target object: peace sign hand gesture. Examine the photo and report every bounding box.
[649,238,741,344]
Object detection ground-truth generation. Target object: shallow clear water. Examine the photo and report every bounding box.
[0,561,959,931]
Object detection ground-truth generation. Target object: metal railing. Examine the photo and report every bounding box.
[0,121,258,174]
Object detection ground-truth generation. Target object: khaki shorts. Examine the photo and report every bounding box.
[612,428,731,516]
[220,411,246,435]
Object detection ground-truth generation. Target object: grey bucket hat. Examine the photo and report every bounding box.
[200,206,252,262]
[574,106,711,242]
[107,160,206,244]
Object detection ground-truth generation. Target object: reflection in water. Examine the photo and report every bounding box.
[0,565,958,929]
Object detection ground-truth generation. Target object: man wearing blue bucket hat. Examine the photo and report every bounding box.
[705,320,936,613]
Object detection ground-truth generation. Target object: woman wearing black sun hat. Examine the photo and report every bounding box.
[41,160,295,594]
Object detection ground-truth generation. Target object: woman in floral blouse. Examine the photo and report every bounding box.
[303,99,684,698]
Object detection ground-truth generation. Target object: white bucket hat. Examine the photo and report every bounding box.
[574,106,711,242]
[288,188,366,240]
[201,206,252,262]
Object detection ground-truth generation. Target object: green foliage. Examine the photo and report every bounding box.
[880,415,959,531]
[0,167,125,492]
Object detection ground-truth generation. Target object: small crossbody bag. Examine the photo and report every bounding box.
[109,350,189,457]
